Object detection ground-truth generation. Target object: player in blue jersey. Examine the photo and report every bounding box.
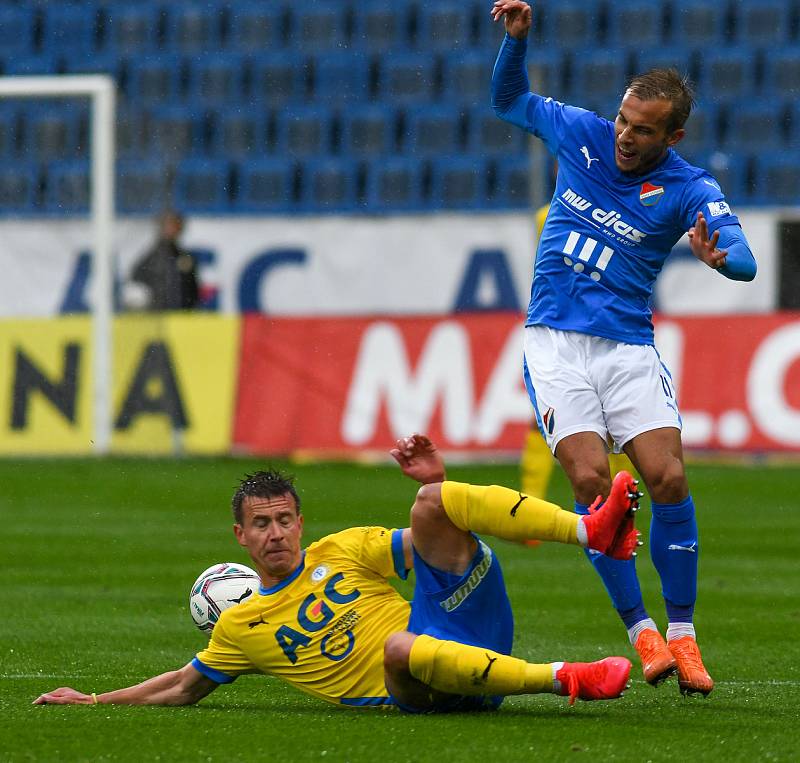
[490,1,756,697]
[34,435,640,712]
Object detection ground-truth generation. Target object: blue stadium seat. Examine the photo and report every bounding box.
[0,102,21,158]
[211,107,270,158]
[188,53,248,106]
[671,1,729,46]
[0,161,38,214]
[350,0,410,52]
[733,0,792,46]
[492,158,531,209]
[287,2,348,52]
[364,157,425,212]
[722,102,791,151]
[44,159,90,214]
[103,2,162,55]
[429,157,488,209]
[42,3,99,58]
[249,53,308,107]
[115,107,149,160]
[696,48,756,104]
[0,5,34,59]
[116,157,171,214]
[237,157,296,212]
[676,103,720,155]
[228,3,287,51]
[762,46,800,101]
[376,52,438,105]
[606,1,665,46]
[20,103,87,161]
[466,105,527,157]
[440,50,495,107]
[403,105,464,158]
[146,105,208,159]
[163,2,225,54]
[62,52,122,81]
[752,151,800,205]
[680,148,749,204]
[568,50,628,105]
[311,51,371,105]
[175,158,231,212]
[634,47,695,80]
[3,55,59,76]
[124,54,185,105]
[340,104,397,158]
[274,106,333,158]
[538,1,605,48]
[414,1,476,51]
[299,158,360,212]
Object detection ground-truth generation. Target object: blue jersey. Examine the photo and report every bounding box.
[502,92,739,344]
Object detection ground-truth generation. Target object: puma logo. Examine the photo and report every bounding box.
[228,587,253,604]
[509,493,527,517]
[248,614,269,629]
[668,543,697,553]
[481,654,498,681]
[580,145,599,168]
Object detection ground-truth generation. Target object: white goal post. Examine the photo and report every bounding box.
[0,75,116,454]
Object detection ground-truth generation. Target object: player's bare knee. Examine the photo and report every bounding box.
[647,461,688,502]
[571,466,610,504]
[383,631,414,675]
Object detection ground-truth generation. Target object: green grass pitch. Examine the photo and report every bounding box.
[2,457,799,762]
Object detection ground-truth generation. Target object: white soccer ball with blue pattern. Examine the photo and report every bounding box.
[189,562,261,634]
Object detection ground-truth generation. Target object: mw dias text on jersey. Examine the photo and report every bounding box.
[192,526,411,707]
[524,97,739,345]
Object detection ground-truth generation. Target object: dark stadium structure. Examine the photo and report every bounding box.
[0,0,798,215]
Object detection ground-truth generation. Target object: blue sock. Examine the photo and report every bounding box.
[650,496,698,622]
[575,501,648,625]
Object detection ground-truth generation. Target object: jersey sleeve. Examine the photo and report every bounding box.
[192,616,256,684]
[680,173,741,234]
[322,526,409,581]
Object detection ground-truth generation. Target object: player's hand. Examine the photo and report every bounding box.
[389,434,446,484]
[688,211,727,270]
[490,0,532,39]
[33,687,96,705]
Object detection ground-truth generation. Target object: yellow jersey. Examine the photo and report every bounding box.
[193,526,411,707]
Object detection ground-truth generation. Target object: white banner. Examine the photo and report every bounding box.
[0,210,780,317]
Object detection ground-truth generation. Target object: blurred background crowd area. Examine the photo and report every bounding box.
[0,0,799,216]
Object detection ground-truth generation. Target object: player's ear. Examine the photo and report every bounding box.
[233,523,246,547]
[667,128,685,147]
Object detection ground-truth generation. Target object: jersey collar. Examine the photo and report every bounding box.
[258,551,306,595]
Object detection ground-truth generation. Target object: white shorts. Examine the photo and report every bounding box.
[523,325,681,454]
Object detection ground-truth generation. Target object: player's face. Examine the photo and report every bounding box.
[614,92,685,175]
[234,493,304,584]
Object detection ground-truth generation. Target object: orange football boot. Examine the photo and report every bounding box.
[634,629,678,686]
[668,636,714,696]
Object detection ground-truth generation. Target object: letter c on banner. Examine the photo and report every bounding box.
[747,322,800,446]
[238,249,307,313]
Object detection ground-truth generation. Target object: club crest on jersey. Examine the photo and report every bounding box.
[640,182,665,206]
[310,565,330,583]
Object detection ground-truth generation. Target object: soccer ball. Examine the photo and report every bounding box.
[189,562,261,634]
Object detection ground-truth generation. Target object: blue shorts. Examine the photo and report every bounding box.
[396,534,515,714]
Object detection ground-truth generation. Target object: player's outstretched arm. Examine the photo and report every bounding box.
[390,434,446,485]
[33,663,218,707]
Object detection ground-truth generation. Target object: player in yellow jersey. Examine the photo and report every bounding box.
[35,435,641,713]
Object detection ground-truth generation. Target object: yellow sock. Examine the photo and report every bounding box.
[441,481,580,545]
[409,634,553,696]
[520,428,555,499]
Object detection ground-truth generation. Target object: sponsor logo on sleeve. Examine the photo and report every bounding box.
[707,201,731,217]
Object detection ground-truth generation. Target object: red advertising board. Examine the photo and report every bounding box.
[233,313,800,455]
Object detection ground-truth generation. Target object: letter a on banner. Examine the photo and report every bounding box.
[452,250,520,312]
[115,341,189,429]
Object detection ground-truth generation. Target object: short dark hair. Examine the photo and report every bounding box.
[626,68,696,133]
[231,469,301,525]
